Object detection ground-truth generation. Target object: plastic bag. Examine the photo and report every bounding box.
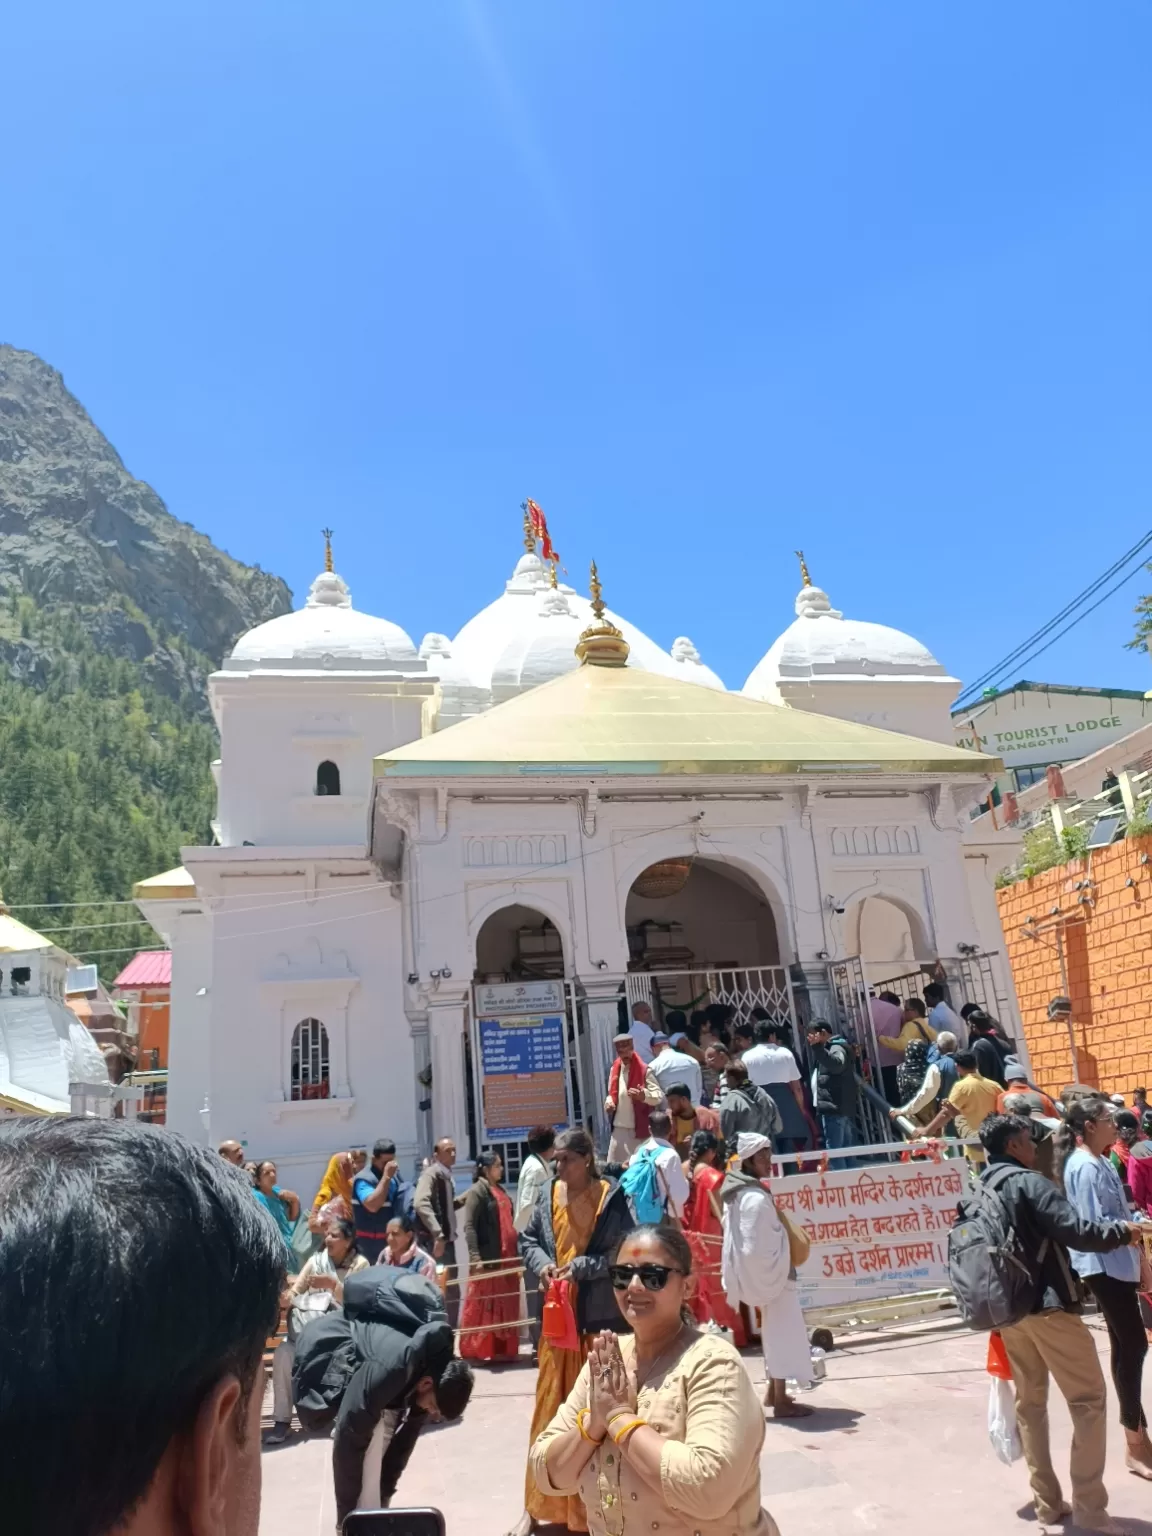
[541,1278,579,1352]
[988,1375,1022,1464]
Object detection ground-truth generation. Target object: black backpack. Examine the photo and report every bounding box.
[947,1164,1046,1331]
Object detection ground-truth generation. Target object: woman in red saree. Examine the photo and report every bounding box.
[683,1129,747,1346]
[459,1151,521,1362]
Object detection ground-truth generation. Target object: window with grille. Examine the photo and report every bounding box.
[290,1017,331,1100]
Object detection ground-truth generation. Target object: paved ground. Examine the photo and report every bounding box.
[259,1318,1152,1536]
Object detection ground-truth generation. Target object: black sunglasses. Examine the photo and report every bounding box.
[609,1263,684,1292]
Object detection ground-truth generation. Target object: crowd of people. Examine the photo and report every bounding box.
[18,983,1152,1536]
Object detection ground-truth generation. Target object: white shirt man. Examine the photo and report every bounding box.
[632,1110,691,1220]
[630,1001,656,1064]
[742,1038,802,1089]
[514,1134,555,1233]
[647,1033,703,1105]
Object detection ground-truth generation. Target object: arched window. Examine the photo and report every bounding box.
[316,760,341,796]
[290,1017,331,1100]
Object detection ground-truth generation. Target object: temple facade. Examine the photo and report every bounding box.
[136,533,1014,1196]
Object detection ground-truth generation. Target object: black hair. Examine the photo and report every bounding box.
[688,1128,720,1163]
[613,1222,694,1275]
[878,992,901,1006]
[665,1008,687,1031]
[967,1010,994,1035]
[703,1002,736,1030]
[648,1108,673,1139]
[1114,1110,1140,1135]
[733,1020,754,1040]
[432,1357,474,1421]
[474,1150,501,1181]
[665,1082,692,1103]
[387,1211,416,1234]
[526,1124,556,1156]
[0,1119,283,1536]
[904,996,926,1016]
[1064,1098,1112,1137]
[959,1002,980,1020]
[955,1050,977,1070]
[923,982,945,1005]
[753,1019,773,1044]
[1136,1087,1148,1097]
[327,1215,357,1245]
[373,1138,397,1158]
[806,1019,832,1035]
[553,1127,596,1176]
[979,1112,1033,1158]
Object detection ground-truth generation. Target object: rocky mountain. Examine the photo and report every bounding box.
[0,345,293,976]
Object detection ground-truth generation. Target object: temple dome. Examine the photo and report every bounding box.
[226,567,418,671]
[451,552,723,693]
[744,578,948,696]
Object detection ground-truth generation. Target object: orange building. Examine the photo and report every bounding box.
[112,950,172,1070]
[996,833,1152,1097]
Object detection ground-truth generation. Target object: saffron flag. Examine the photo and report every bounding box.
[524,498,559,565]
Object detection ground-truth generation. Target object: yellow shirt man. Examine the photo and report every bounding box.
[943,1071,1003,1164]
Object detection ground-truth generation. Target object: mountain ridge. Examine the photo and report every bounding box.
[0,345,292,978]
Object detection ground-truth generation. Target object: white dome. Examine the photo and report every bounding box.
[227,568,418,671]
[743,579,947,698]
[451,551,722,692]
[670,636,726,691]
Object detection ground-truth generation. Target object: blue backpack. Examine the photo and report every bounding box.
[619,1146,667,1225]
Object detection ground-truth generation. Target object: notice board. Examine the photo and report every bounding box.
[477,1013,569,1141]
[771,1159,966,1310]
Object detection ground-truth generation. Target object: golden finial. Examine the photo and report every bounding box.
[549,560,558,589]
[322,528,334,573]
[521,501,536,554]
[795,549,812,587]
[589,559,605,619]
[576,559,629,667]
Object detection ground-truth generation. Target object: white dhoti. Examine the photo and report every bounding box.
[607,1129,642,1164]
[760,1279,812,1387]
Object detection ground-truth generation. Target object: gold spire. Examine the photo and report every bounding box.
[322,528,334,573]
[521,501,536,554]
[795,549,812,587]
[576,559,630,667]
[549,560,558,589]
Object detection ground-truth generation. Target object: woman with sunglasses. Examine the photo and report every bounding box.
[529,1224,779,1536]
[511,1128,633,1536]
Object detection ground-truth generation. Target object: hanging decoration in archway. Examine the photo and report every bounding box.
[632,858,693,899]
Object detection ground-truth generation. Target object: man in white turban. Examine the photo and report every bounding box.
[719,1132,816,1418]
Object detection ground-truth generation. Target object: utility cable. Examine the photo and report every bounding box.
[955,527,1152,706]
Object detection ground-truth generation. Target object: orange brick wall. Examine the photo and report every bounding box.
[997,833,1152,1098]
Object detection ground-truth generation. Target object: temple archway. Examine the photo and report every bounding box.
[844,893,932,991]
[625,857,780,972]
[473,902,566,982]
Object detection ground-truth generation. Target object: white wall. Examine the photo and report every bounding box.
[176,854,419,1198]
[211,675,432,848]
[774,678,959,745]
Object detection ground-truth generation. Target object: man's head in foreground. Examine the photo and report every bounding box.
[0,1117,284,1536]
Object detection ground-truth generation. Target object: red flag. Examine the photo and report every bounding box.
[524,498,559,565]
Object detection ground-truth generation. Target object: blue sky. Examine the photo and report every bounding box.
[5,2,1151,696]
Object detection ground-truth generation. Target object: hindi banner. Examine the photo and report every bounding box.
[771,1160,966,1310]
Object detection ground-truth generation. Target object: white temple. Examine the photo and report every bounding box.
[135,529,1016,1194]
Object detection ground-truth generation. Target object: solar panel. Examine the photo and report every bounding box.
[1085,815,1124,849]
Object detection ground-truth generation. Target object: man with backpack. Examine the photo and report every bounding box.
[953,1113,1140,1533]
[622,1108,691,1224]
[293,1264,474,1526]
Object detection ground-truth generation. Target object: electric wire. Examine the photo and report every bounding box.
[954,527,1152,707]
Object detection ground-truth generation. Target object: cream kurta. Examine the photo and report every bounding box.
[529,1330,779,1536]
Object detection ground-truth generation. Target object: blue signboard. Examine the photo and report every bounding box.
[477,1013,569,1141]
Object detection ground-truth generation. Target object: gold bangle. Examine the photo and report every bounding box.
[611,1416,646,1447]
[577,1409,605,1444]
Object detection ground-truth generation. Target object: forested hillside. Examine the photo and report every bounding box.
[0,346,291,976]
